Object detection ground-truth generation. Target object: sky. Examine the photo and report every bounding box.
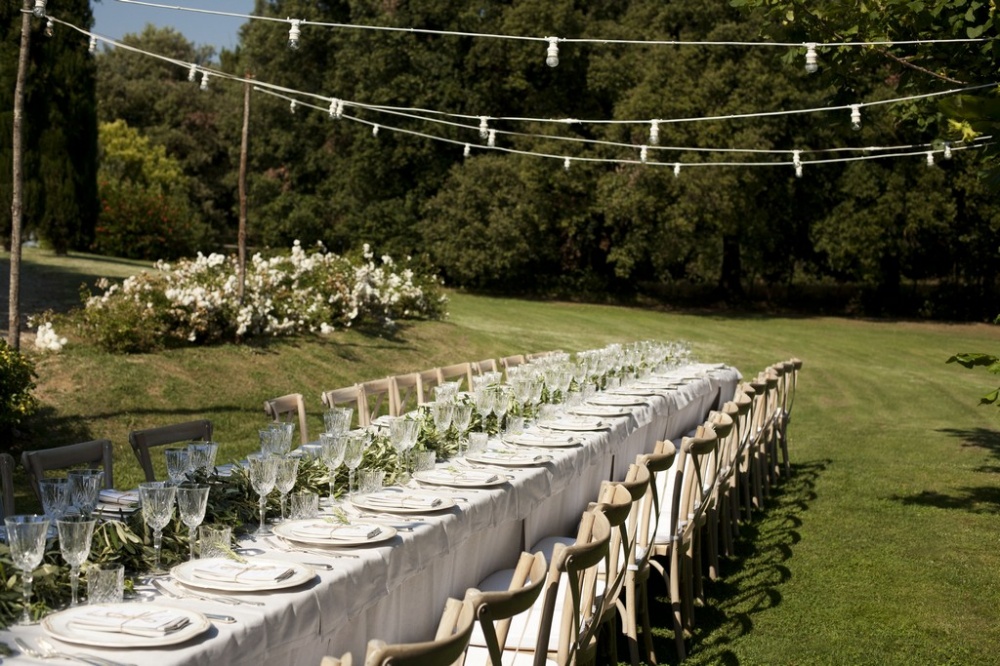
[91,0,255,52]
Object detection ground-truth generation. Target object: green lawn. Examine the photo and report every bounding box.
[6,249,1000,663]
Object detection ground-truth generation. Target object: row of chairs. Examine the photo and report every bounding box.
[265,351,563,442]
[320,358,801,665]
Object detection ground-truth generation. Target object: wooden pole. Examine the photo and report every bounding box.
[8,1,33,349]
[237,73,251,305]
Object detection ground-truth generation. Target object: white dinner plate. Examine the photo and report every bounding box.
[569,406,633,418]
[413,469,508,488]
[351,491,456,514]
[171,557,316,592]
[538,417,609,432]
[503,433,581,448]
[42,603,211,648]
[274,519,397,547]
[588,394,651,407]
[465,450,553,467]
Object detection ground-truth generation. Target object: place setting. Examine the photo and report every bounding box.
[463,447,554,468]
[273,518,397,547]
[170,557,316,593]
[502,429,583,448]
[411,467,508,488]
[350,487,456,515]
[41,603,213,649]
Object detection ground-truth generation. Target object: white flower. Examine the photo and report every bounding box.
[34,322,67,352]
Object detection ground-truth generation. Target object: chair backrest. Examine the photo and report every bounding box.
[0,452,16,519]
[437,362,474,393]
[636,441,678,554]
[677,426,720,545]
[392,373,424,416]
[128,419,213,482]
[464,551,548,665]
[363,597,476,666]
[592,477,645,628]
[22,439,114,500]
[500,354,526,374]
[264,393,309,445]
[538,509,612,666]
[473,358,498,375]
[321,386,366,429]
[360,377,394,426]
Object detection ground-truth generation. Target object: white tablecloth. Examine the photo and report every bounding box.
[2,364,739,665]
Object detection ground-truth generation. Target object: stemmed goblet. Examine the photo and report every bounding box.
[165,448,191,485]
[39,478,71,522]
[341,431,366,497]
[388,417,419,483]
[474,387,496,432]
[323,407,353,435]
[274,456,300,522]
[247,454,279,537]
[320,433,346,505]
[451,403,473,455]
[5,515,50,624]
[56,515,95,606]
[430,401,454,445]
[492,386,511,431]
[175,484,211,561]
[138,482,177,574]
[68,469,103,519]
[268,422,294,456]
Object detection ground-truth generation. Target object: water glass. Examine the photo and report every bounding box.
[5,515,50,624]
[357,469,385,495]
[138,482,177,573]
[199,524,232,558]
[39,478,71,521]
[187,441,219,474]
[274,456,300,521]
[247,453,279,536]
[468,432,489,455]
[68,469,104,518]
[289,491,319,519]
[164,448,191,485]
[57,515,96,606]
[412,451,436,472]
[87,563,124,604]
[268,422,295,456]
[505,416,525,437]
[175,484,211,561]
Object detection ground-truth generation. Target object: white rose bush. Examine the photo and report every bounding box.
[79,241,447,353]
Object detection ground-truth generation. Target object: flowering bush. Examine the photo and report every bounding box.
[79,241,447,353]
[33,322,68,353]
[0,340,38,438]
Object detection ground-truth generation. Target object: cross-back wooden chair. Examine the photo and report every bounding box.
[1,452,16,519]
[392,372,425,416]
[361,377,395,426]
[473,358,498,375]
[264,393,310,445]
[437,362,474,393]
[322,385,367,430]
[500,354,526,376]
[22,439,115,501]
[128,419,213,482]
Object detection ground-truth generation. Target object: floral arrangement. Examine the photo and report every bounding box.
[73,241,447,353]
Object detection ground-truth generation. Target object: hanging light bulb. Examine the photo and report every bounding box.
[290,100,297,114]
[673,163,681,178]
[926,151,935,167]
[944,142,953,159]
[804,42,819,74]
[44,18,54,37]
[850,104,862,131]
[564,157,571,171]
[89,36,97,53]
[795,163,803,178]
[463,143,471,158]
[32,0,46,18]
[649,120,660,146]
[793,150,803,178]
[328,98,338,118]
[487,129,496,148]
[640,145,648,163]
[199,70,209,91]
[188,64,198,82]
[288,19,301,50]
[479,116,489,139]
[545,37,559,68]
[372,124,379,137]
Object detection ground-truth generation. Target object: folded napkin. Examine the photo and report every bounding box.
[472,451,545,464]
[539,417,605,431]
[291,522,381,541]
[69,608,191,637]
[507,432,574,445]
[571,406,631,417]
[420,470,499,484]
[98,489,140,505]
[362,493,443,509]
[590,394,649,406]
[193,561,296,584]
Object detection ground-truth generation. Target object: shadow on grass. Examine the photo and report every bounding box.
[890,488,1000,514]
[938,427,1000,461]
[639,459,828,665]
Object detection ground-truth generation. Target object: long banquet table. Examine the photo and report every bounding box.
[2,364,740,665]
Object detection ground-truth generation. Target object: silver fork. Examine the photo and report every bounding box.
[265,536,360,559]
[15,637,132,666]
[152,578,265,607]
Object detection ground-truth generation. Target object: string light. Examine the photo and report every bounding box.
[673,163,681,178]
[199,70,209,90]
[804,42,819,74]
[649,120,660,146]
[372,124,379,136]
[479,116,489,139]
[944,142,953,159]
[44,18,54,36]
[288,19,301,50]
[289,100,296,113]
[463,143,471,157]
[564,157,571,171]
[328,98,344,118]
[926,151,935,166]
[545,37,559,68]
[188,63,197,82]
[32,0,46,18]
[89,36,97,53]
[487,129,496,147]
[850,104,862,131]
[793,150,803,178]
[640,145,648,163]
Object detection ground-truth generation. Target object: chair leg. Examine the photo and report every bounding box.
[707,506,720,580]
[625,576,640,666]
[639,580,656,665]
[669,547,687,661]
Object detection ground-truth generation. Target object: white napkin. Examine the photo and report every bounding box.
[420,470,499,484]
[539,417,606,431]
[193,560,296,584]
[98,489,139,505]
[589,394,649,406]
[471,451,545,465]
[507,432,574,445]
[69,608,190,637]
[571,405,631,417]
[361,493,444,509]
[291,522,381,541]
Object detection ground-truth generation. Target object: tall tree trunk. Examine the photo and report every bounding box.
[237,75,250,306]
[8,1,33,349]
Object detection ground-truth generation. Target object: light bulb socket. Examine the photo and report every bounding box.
[850,105,862,131]
[32,0,46,18]
[649,120,660,146]
[288,19,301,50]
[926,151,935,167]
[673,163,681,178]
[804,42,818,74]
[188,64,198,82]
[564,157,571,171]
[545,38,559,68]
[479,117,489,139]
[944,143,953,159]
[89,36,97,53]
[199,71,209,91]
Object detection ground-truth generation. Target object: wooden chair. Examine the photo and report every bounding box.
[473,358,498,375]
[360,377,395,426]
[392,373,423,416]
[322,598,475,666]
[1,452,16,519]
[321,385,367,429]
[500,354,526,375]
[462,551,548,665]
[128,419,213,482]
[21,439,114,501]
[437,362,474,393]
[263,393,310,445]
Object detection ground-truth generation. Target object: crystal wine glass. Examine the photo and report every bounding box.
[258,428,276,456]
[247,454,279,537]
[67,469,103,519]
[164,448,191,485]
[138,482,177,574]
[323,407,353,435]
[5,515,50,624]
[430,401,454,443]
[388,417,419,483]
[319,432,346,505]
[175,484,210,561]
[474,387,496,432]
[451,402,473,454]
[341,431,366,497]
[273,456,300,522]
[39,477,71,522]
[56,515,95,606]
[492,386,511,431]
[269,422,295,457]
[187,441,219,475]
